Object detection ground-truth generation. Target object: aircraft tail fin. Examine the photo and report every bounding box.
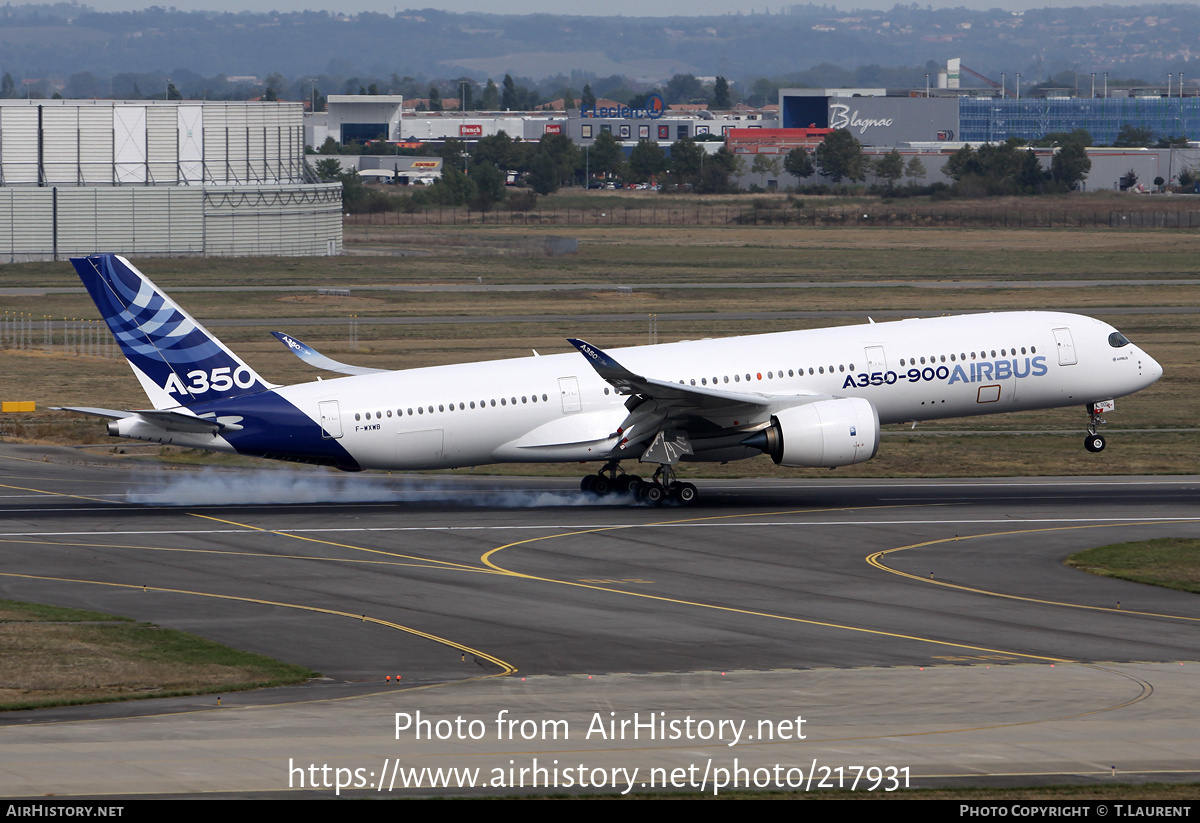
[71,254,276,409]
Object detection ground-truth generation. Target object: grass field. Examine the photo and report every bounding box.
[1,214,1196,477]
[0,599,316,710]
[1066,538,1200,594]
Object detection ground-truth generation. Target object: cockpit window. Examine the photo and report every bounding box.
[1108,331,1131,348]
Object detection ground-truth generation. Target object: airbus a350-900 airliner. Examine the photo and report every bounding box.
[59,254,1162,504]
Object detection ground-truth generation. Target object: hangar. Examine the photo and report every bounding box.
[0,99,342,262]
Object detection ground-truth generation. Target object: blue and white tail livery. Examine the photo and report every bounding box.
[59,253,1163,504]
[73,255,274,409]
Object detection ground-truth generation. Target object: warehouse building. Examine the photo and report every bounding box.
[0,99,342,262]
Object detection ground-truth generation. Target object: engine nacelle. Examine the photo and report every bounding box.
[747,398,880,468]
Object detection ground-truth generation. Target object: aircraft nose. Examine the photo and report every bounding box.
[1142,350,1164,385]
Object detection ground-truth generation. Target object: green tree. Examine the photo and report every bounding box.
[1050,142,1091,191]
[751,153,784,179]
[166,82,182,101]
[314,157,342,181]
[904,156,926,183]
[580,83,596,111]
[588,130,625,180]
[527,152,559,195]
[562,89,575,111]
[538,133,582,187]
[502,74,517,110]
[814,129,865,184]
[428,85,442,112]
[1,72,16,99]
[481,79,499,110]
[424,165,477,206]
[696,147,740,193]
[665,73,704,104]
[783,147,814,179]
[713,76,731,109]
[668,137,704,186]
[873,149,904,189]
[469,161,507,211]
[1112,124,1153,148]
[628,139,667,183]
[473,131,516,171]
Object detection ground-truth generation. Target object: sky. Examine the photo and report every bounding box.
[70,0,1190,14]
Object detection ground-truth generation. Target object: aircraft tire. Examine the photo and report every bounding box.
[581,475,597,493]
[591,476,613,496]
[1084,434,1106,453]
[674,482,698,505]
[641,483,665,505]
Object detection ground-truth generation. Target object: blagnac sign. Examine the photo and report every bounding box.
[581,92,665,120]
[829,103,894,135]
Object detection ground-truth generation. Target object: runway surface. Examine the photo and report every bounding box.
[1,444,1198,797]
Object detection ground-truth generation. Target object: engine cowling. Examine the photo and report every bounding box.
[744,398,880,467]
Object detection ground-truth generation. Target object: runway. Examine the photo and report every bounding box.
[1,444,1198,796]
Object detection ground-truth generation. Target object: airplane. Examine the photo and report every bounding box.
[58,253,1163,505]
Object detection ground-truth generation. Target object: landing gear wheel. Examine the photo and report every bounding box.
[640,483,665,505]
[1084,434,1106,453]
[622,476,644,497]
[673,482,698,505]
[580,475,597,494]
[591,475,613,496]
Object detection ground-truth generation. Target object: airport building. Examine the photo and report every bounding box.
[0,99,342,262]
[779,88,1200,147]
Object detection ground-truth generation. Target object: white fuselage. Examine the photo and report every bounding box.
[261,311,1160,471]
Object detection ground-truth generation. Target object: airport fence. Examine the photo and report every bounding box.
[346,204,1200,230]
[0,313,117,359]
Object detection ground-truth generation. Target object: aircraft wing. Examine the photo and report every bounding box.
[271,332,388,376]
[567,338,772,409]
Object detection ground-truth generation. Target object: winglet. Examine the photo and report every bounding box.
[567,338,642,394]
[271,332,387,376]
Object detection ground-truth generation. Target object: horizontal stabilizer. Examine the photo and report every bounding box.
[271,332,388,376]
[55,407,240,433]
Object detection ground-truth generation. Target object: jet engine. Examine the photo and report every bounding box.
[743,397,880,467]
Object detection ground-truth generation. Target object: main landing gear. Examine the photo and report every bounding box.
[580,461,697,505]
[1083,402,1107,453]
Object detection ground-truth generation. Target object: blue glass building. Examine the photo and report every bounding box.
[958,97,1200,145]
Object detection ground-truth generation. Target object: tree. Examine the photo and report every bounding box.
[713,76,731,109]
[1050,141,1091,191]
[481,79,499,110]
[527,152,559,195]
[873,149,904,189]
[469,161,507,211]
[751,153,784,179]
[665,73,704,104]
[428,85,442,112]
[904,156,926,183]
[783,147,814,180]
[166,82,182,101]
[814,129,865,184]
[580,84,596,111]
[1112,124,1153,148]
[314,157,342,182]
[628,139,666,183]
[588,130,625,180]
[0,72,15,99]
[473,131,516,171]
[696,146,740,193]
[537,133,582,186]
[502,74,517,110]
[667,137,704,186]
[562,90,575,111]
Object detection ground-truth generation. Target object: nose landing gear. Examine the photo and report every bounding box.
[1083,401,1111,452]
